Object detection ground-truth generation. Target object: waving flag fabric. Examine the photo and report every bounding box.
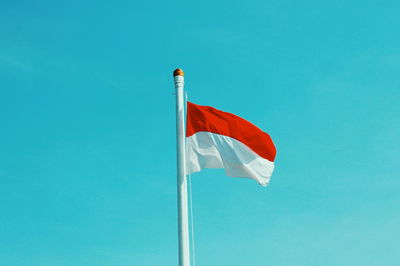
[186,102,276,186]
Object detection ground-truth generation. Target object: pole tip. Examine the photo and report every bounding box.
[173,68,184,77]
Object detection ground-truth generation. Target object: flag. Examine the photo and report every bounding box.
[186,102,276,186]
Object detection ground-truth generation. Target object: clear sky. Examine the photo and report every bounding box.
[1,0,399,265]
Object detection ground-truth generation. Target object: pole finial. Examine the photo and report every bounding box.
[173,68,184,77]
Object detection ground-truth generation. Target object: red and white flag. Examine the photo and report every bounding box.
[186,102,276,186]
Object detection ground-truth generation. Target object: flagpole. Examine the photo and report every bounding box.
[173,68,191,266]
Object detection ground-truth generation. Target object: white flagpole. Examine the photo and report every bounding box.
[173,68,191,266]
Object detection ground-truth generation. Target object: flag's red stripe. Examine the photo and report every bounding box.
[186,102,276,162]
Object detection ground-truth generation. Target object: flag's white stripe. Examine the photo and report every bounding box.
[186,131,274,186]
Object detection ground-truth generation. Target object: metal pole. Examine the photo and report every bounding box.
[173,68,191,266]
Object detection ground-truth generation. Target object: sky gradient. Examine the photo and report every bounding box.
[1,0,399,265]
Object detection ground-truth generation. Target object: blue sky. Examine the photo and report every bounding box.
[1,0,399,265]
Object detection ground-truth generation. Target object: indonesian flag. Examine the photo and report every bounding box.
[186,102,276,186]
